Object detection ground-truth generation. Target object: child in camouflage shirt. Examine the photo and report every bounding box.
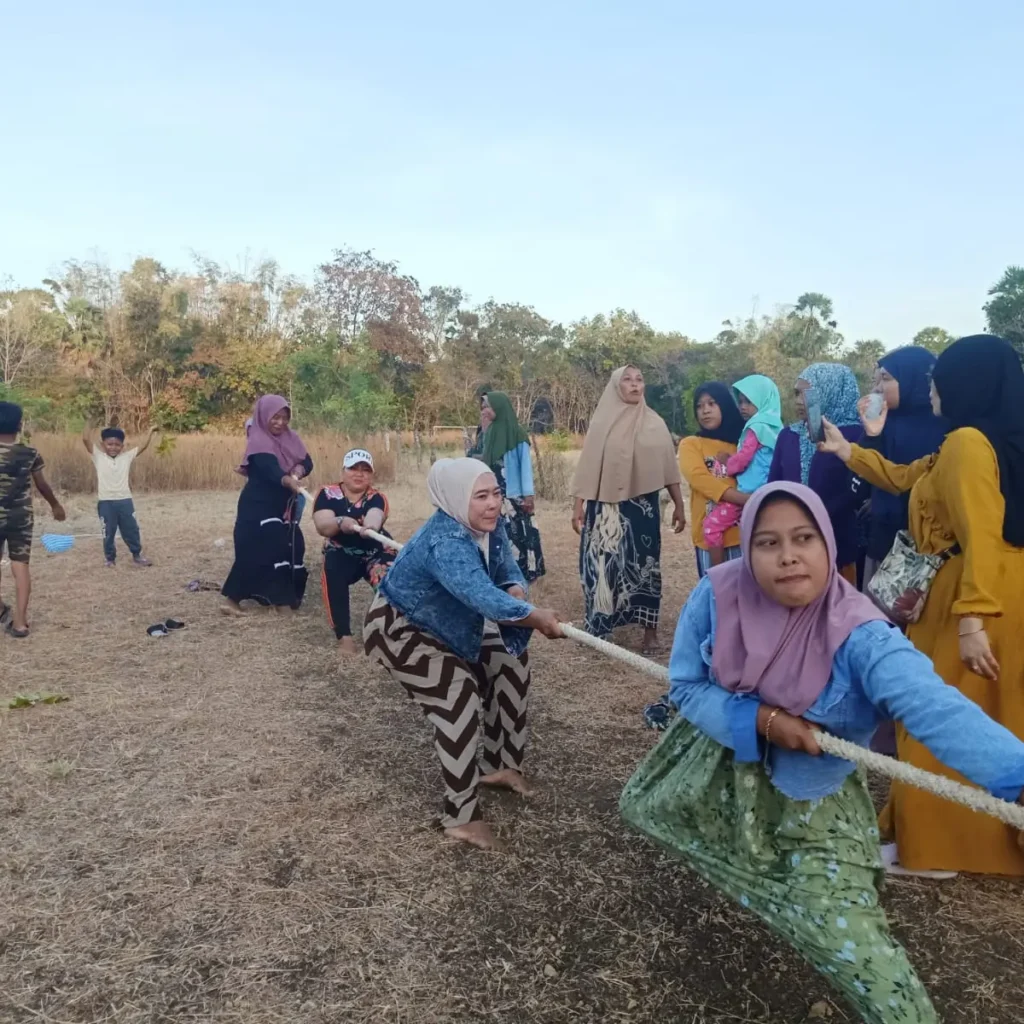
[0,402,65,637]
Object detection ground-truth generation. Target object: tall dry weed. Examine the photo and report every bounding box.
[31,432,402,495]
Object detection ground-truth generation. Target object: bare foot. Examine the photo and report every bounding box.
[444,821,505,851]
[220,600,246,617]
[642,628,663,656]
[480,769,534,797]
[337,636,357,656]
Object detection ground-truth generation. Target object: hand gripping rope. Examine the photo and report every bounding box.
[304,497,1024,831]
[561,623,1024,830]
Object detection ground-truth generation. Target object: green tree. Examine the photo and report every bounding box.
[780,292,843,360]
[983,266,1024,356]
[912,326,955,355]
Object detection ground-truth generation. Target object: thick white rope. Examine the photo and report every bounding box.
[560,624,1024,829]
[306,508,1024,828]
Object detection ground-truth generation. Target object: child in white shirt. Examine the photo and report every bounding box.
[81,424,157,567]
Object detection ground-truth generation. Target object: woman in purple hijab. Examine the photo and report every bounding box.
[621,481,1024,1024]
[222,395,314,615]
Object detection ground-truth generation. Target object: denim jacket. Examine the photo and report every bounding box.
[669,576,1024,802]
[378,509,532,662]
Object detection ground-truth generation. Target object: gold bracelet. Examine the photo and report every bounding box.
[764,707,782,747]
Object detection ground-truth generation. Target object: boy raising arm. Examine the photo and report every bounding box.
[0,401,65,637]
[81,421,157,567]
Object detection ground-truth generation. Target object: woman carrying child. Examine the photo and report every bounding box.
[702,374,782,566]
[364,457,565,851]
[620,481,1024,1023]
[222,395,313,615]
[313,448,396,656]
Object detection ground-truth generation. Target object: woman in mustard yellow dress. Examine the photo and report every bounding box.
[820,335,1024,875]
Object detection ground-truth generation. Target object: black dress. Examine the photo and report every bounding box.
[222,452,313,608]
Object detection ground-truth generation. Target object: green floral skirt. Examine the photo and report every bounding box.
[620,718,937,1024]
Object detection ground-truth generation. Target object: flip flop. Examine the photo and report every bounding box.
[6,621,29,639]
[165,619,186,630]
[147,624,169,638]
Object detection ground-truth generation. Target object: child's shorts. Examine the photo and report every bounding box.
[702,500,743,548]
[0,515,33,563]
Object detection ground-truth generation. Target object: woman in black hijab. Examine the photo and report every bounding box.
[677,382,748,577]
[931,335,1024,546]
[821,334,1024,876]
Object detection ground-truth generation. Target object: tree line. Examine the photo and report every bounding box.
[2,249,1022,437]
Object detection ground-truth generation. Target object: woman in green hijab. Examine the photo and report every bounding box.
[475,392,545,580]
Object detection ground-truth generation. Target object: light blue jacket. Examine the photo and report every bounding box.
[736,442,774,494]
[500,441,534,499]
[669,577,1024,802]
[378,509,532,662]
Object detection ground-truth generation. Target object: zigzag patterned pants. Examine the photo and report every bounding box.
[364,593,531,828]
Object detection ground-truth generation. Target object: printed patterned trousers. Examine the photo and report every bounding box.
[364,593,531,828]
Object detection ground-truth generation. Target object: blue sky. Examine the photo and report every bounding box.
[3,1,1022,345]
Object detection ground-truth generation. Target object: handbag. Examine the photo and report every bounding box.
[866,529,960,624]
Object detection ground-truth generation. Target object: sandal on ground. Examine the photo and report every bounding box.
[6,621,29,639]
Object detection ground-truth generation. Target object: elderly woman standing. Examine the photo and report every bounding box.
[677,382,748,577]
[364,458,564,851]
[572,365,685,653]
[769,362,862,582]
[821,335,1024,877]
[222,395,313,615]
[478,391,545,581]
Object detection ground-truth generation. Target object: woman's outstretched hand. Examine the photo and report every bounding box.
[857,395,888,437]
[817,417,853,464]
[757,706,823,756]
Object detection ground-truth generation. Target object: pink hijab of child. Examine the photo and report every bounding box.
[239,395,309,475]
[708,481,888,716]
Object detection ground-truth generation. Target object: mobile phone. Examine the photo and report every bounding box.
[804,386,824,443]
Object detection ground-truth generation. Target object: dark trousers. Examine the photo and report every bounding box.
[98,499,142,561]
[322,547,373,638]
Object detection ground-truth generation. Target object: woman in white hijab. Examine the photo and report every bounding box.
[364,458,564,851]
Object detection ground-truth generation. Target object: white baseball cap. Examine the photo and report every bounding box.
[343,448,374,470]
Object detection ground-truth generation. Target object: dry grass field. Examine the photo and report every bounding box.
[2,471,1023,1023]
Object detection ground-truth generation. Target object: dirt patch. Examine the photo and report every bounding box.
[2,489,1022,1023]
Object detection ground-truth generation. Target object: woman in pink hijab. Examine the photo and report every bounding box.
[621,481,1024,1024]
[222,395,313,615]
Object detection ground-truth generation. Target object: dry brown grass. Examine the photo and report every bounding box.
[2,478,1022,1023]
[31,431,582,499]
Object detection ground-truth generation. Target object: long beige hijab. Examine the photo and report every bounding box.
[572,366,681,504]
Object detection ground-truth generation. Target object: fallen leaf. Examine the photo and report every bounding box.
[543,964,557,978]
[807,1001,832,1020]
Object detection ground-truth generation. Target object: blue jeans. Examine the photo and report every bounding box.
[98,499,142,562]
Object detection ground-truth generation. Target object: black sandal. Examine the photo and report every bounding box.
[6,621,29,639]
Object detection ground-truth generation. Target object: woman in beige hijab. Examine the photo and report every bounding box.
[572,366,685,653]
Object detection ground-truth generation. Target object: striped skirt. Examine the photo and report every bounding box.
[364,592,531,828]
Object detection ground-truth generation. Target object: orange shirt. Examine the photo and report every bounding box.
[677,435,741,550]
